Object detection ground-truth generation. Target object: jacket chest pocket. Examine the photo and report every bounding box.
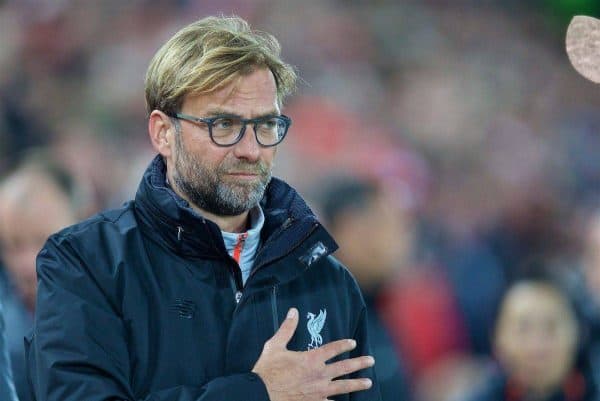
[126,286,233,393]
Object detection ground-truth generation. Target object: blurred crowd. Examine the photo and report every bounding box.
[2,0,600,400]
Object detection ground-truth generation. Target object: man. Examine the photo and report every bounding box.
[318,176,412,401]
[27,15,380,401]
[0,154,80,401]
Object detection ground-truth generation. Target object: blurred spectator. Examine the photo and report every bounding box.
[0,151,81,401]
[317,171,474,400]
[580,211,600,390]
[0,297,18,401]
[0,1,599,399]
[467,266,597,401]
[582,212,600,310]
[317,175,413,401]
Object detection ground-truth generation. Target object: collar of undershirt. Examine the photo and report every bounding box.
[221,206,265,264]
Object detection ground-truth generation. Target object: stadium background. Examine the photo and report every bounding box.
[2,1,600,400]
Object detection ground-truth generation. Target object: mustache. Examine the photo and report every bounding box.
[220,161,270,175]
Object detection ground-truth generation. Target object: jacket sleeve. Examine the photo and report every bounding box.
[349,304,382,401]
[28,235,271,401]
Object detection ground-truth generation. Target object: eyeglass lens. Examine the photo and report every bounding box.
[211,117,286,145]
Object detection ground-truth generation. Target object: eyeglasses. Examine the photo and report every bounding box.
[171,113,292,147]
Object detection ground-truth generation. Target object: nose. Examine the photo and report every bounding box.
[232,124,261,161]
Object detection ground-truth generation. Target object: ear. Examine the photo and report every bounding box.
[148,110,176,157]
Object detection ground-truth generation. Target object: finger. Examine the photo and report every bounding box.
[326,378,372,397]
[311,338,356,362]
[266,308,298,349]
[325,356,375,379]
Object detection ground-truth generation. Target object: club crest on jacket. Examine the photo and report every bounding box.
[307,309,327,350]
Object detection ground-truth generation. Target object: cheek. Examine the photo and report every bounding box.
[496,330,525,366]
[178,142,220,170]
[4,246,39,281]
[550,330,578,363]
[261,147,276,164]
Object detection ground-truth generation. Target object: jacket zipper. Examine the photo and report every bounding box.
[177,224,244,305]
[230,233,248,305]
[233,221,320,319]
[252,217,294,266]
[180,218,320,311]
[270,285,279,333]
[230,275,243,305]
[232,218,295,310]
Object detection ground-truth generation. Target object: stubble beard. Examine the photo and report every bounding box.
[172,133,272,216]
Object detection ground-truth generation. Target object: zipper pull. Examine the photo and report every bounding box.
[177,226,184,241]
[282,217,293,229]
[235,291,243,304]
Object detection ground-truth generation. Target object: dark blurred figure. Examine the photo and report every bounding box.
[319,173,486,401]
[0,152,80,401]
[318,175,482,401]
[580,212,600,389]
[467,267,597,401]
[318,176,412,401]
[0,298,19,401]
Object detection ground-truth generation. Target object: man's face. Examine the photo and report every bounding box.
[494,283,578,395]
[334,189,414,289]
[167,67,279,216]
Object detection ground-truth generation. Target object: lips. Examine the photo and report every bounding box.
[220,161,268,180]
[227,171,259,176]
[225,171,261,182]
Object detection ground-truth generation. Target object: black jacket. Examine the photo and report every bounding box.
[26,156,381,401]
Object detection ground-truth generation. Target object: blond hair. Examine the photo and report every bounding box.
[145,16,297,115]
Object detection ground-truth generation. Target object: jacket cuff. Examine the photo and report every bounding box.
[204,372,270,401]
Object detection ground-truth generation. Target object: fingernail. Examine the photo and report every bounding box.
[287,308,297,319]
[364,378,372,388]
[349,339,357,348]
[367,356,375,366]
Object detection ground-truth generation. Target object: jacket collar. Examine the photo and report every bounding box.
[134,155,338,272]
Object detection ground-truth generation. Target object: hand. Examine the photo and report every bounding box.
[252,308,374,401]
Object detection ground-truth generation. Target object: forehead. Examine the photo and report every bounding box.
[183,67,279,116]
[500,283,573,323]
[0,175,74,238]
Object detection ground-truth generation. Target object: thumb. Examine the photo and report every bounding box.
[268,308,299,349]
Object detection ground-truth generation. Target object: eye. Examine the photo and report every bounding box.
[259,118,279,130]
[213,118,235,130]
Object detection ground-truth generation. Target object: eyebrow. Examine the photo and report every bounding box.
[204,108,280,119]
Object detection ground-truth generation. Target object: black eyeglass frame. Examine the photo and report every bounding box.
[171,112,292,147]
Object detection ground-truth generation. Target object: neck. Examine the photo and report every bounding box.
[198,208,249,233]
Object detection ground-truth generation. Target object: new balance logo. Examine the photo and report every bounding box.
[170,299,196,319]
